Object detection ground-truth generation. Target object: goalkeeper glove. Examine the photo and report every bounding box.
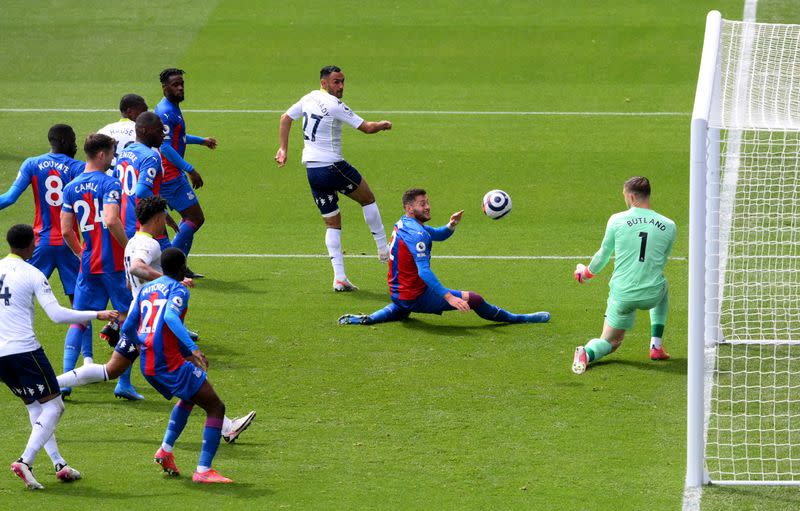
[574,263,594,284]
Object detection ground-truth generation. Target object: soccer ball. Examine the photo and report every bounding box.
[482,189,512,219]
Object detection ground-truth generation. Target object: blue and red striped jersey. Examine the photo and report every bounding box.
[13,153,84,246]
[154,97,186,182]
[114,142,164,236]
[62,170,125,274]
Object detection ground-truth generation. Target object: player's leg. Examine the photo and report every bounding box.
[153,398,194,476]
[57,346,136,388]
[337,162,389,262]
[162,176,204,277]
[187,379,233,483]
[460,291,550,323]
[61,272,97,396]
[572,295,631,374]
[648,287,670,361]
[339,302,410,325]
[174,203,204,257]
[104,272,141,400]
[221,411,257,444]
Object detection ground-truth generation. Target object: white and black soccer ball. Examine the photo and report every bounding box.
[482,189,512,219]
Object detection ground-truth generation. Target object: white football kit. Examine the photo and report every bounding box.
[124,232,162,298]
[99,118,136,161]
[285,90,364,166]
[0,255,95,357]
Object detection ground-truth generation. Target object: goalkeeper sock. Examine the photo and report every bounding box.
[585,338,613,363]
[325,228,346,281]
[651,324,665,349]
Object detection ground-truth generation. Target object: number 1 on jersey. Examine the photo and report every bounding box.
[638,231,648,262]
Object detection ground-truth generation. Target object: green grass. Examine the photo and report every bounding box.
[2,0,797,509]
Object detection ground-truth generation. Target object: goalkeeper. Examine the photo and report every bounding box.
[572,176,676,374]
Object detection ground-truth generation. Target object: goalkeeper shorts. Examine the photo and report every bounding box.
[605,283,669,331]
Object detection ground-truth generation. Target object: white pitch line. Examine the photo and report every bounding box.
[0,107,689,117]
[190,253,688,261]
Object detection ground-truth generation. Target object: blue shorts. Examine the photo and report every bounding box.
[161,175,199,212]
[73,271,132,312]
[0,348,59,400]
[144,361,207,401]
[114,336,140,362]
[306,160,363,216]
[393,287,463,315]
[29,244,79,295]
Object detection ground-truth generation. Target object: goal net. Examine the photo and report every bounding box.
[688,12,800,487]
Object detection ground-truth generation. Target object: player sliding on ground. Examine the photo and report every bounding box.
[56,197,255,443]
[571,176,676,374]
[339,188,550,325]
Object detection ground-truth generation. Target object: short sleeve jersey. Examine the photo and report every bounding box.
[114,143,164,236]
[13,153,85,246]
[98,119,136,162]
[154,97,186,182]
[387,216,435,301]
[132,276,191,376]
[589,207,677,301]
[62,171,125,274]
[0,255,59,356]
[285,90,364,165]
[124,232,162,297]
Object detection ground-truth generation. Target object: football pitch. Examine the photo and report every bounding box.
[1,1,799,509]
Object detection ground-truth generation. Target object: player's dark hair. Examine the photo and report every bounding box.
[135,111,162,132]
[160,68,184,84]
[136,196,168,225]
[47,124,76,151]
[161,247,187,280]
[624,176,651,198]
[83,133,115,159]
[119,94,146,114]
[320,65,342,79]
[402,188,427,206]
[6,224,34,250]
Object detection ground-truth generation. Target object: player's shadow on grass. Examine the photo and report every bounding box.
[592,356,687,376]
[198,278,268,295]
[337,289,386,302]
[399,318,521,336]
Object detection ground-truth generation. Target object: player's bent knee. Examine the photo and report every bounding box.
[465,291,484,309]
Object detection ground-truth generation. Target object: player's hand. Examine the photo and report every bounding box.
[574,263,594,284]
[181,278,195,288]
[275,148,287,167]
[380,121,392,131]
[190,349,208,371]
[188,170,204,189]
[445,293,470,312]
[448,210,464,229]
[204,137,218,149]
[97,310,120,321]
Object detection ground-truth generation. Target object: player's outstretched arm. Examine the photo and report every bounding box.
[275,114,294,167]
[357,120,392,134]
[0,183,26,210]
[60,210,82,257]
[187,134,217,149]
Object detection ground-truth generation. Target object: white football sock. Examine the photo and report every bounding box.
[57,363,108,388]
[650,337,663,349]
[25,401,66,467]
[362,202,387,248]
[325,228,346,281]
[21,397,64,465]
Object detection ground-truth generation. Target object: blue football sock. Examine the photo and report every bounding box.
[118,365,133,388]
[63,325,85,373]
[172,221,196,256]
[163,400,194,449]
[198,417,223,469]
[474,300,520,322]
[157,234,171,252]
[369,303,408,323]
[80,322,93,360]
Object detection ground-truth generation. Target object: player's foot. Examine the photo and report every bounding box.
[154,448,180,476]
[650,346,671,361]
[99,320,120,348]
[188,329,200,342]
[572,346,588,375]
[60,387,72,398]
[186,267,204,279]
[222,411,256,444]
[333,278,358,292]
[192,469,233,484]
[114,382,144,401]
[378,244,390,263]
[10,459,43,490]
[521,311,550,323]
[338,314,373,325]
[55,463,81,482]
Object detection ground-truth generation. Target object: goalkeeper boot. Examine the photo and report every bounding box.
[650,346,671,361]
[11,459,43,490]
[333,278,358,292]
[55,463,81,482]
[572,346,588,375]
[192,469,233,484]
[222,411,256,444]
[338,314,373,325]
[154,448,180,476]
[99,320,120,348]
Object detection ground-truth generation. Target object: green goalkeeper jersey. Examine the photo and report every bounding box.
[588,206,676,301]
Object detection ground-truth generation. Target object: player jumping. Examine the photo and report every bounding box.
[339,188,550,325]
[275,65,393,292]
[571,176,676,374]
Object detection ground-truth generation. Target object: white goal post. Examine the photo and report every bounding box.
[688,10,800,488]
